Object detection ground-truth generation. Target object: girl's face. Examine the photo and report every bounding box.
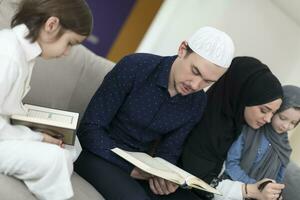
[271,107,300,134]
[37,17,86,59]
[244,98,282,129]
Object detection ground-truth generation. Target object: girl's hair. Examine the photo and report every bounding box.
[11,0,93,42]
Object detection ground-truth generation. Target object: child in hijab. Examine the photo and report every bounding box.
[225,85,300,184]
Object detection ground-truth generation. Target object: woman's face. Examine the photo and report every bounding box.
[271,107,300,134]
[244,98,282,129]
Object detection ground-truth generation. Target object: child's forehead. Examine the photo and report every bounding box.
[279,107,300,117]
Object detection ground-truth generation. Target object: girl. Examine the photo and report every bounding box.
[0,0,92,199]
[181,57,284,200]
[223,85,300,198]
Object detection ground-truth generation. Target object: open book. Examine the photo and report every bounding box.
[111,147,221,195]
[10,104,79,145]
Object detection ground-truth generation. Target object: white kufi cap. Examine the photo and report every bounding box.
[187,26,235,68]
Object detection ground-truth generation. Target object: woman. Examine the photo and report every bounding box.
[181,56,284,199]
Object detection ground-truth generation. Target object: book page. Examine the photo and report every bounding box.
[111,148,184,184]
[27,109,73,124]
[154,157,220,194]
[130,153,181,174]
[154,157,192,178]
[186,176,221,194]
[111,148,221,195]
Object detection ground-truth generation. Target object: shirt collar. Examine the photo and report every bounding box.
[156,56,177,89]
[12,24,42,62]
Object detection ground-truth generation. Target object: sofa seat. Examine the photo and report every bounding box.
[0,173,104,200]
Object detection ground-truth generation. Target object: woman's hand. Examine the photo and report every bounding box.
[260,182,284,200]
[254,179,284,200]
[42,133,64,148]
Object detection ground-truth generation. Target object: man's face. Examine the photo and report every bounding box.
[170,42,226,96]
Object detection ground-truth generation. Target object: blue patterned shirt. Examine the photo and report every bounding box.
[78,53,207,173]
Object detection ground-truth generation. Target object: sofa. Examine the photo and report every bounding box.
[1,42,300,200]
[1,46,300,200]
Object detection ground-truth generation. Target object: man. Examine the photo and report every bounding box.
[75,26,235,200]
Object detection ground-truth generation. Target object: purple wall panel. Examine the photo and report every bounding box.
[83,0,136,57]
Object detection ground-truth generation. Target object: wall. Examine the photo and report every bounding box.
[289,126,300,164]
[83,0,162,61]
[107,0,163,62]
[137,0,300,165]
[84,0,136,57]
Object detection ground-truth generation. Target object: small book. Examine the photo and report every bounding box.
[10,104,79,145]
[111,147,221,195]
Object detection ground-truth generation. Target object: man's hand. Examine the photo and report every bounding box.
[42,133,64,148]
[130,167,153,180]
[149,176,179,195]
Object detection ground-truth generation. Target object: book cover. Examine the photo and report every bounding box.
[111,147,221,195]
[10,104,79,145]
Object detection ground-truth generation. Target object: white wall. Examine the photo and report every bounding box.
[289,126,300,164]
[137,0,300,164]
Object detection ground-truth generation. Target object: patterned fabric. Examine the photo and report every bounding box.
[78,53,207,172]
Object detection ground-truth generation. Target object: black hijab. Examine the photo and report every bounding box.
[181,57,283,183]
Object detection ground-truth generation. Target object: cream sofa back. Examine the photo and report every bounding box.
[23,46,114,119]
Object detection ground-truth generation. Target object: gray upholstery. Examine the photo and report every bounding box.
[23,45,114,120]
[283,161,300,200]
[0,173,105,200]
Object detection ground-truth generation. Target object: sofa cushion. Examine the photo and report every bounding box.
[283,161,300,200]
[23,45,114,119]
[0,173,105,200]
[0,0,20,28]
